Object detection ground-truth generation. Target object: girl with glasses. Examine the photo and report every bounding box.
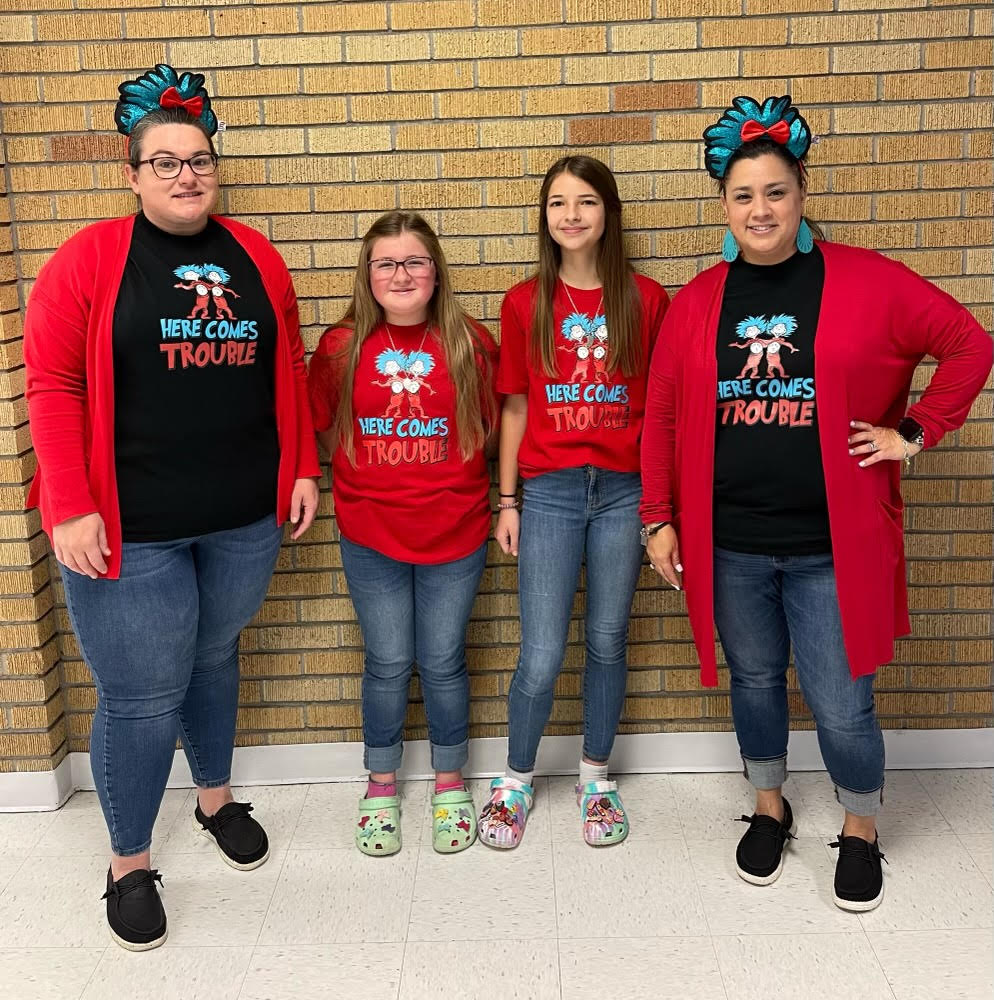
[478,156,670,850]
[307,211,498,857]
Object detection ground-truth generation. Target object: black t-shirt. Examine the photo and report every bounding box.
[713,247,830,555]
[112,213,280,541]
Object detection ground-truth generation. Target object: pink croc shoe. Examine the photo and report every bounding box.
[478,777,533,849]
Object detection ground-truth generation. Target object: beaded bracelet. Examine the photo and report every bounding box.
[496,499,520,510]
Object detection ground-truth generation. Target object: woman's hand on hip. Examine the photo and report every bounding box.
[646,525,682,590]
[289,477,320,539]
[53,512,110,579]
[495,507,520,557]
[848,420,922,467]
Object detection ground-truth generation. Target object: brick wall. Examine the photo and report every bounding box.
[1,1,991,773]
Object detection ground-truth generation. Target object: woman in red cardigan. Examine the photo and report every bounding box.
[23,65,320,951]
[640,95,991,913]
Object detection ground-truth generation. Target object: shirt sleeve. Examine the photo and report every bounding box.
[306,327,351,433]
[497,286,530,395]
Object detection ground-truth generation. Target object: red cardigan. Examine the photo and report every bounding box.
[640,241,992,685]
[24,214,321,579]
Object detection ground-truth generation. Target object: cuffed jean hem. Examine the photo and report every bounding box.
[742,754,788,790]
[113,838,153,857]
[835,781,884,816]
[193,775,232,789]
[430,738,469,773]
[365,742,403,774]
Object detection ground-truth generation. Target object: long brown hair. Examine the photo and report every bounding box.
[331,211,497,463]
[530,155,642,377]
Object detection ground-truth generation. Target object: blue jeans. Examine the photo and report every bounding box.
[340,536,487,774]
[507,467,644,772]
[712,547,885,816]
[60,515,284,855]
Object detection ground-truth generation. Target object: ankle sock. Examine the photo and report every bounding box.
[506,765,535,786]
[366,778,396,799]
[578,758,609,785]
[434,778,465,794]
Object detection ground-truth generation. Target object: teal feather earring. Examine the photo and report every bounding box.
[796,218,814,253]
[722,228,740,262]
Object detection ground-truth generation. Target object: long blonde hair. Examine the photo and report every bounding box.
[331,211,496,463]
[530,156,643,377]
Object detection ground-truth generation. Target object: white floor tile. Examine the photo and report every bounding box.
[0,853,26,896]
[32,790,189,858]
[155,852,284,948]
[692,837,856,936]
[400,939,560,1000]
[408,836,557,941]
[853,834,994,932]
[239,944,404,1000]
[957,834,993,887]
[0,810,58,856]
[81,946,253,1000]
[669,772,758,840]
[790,770,949,837]
[291,779,426,852]
[559,936,726,1000]
[0,855,111,948]
[259,849,416,945]
[915,770,994,834]
[156,785,308,858]
[867,929,994,1000]
[0,947,105,1000]
[555,838,709,938]
[713,932,895,1000]
[548,772,683,846]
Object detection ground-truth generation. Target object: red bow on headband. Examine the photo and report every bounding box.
[740,119,790,144]
[159,86,204,117]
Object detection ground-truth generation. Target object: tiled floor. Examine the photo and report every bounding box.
[0,769,991,999]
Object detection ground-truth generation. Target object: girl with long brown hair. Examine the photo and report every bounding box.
[478,156,670,850]
[307,211,497,857]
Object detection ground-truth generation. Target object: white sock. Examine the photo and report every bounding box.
[506,765,534,786]
[579,759,609,785]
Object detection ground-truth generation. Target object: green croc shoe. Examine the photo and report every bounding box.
[356,794,402,856]
[431,788,477,854]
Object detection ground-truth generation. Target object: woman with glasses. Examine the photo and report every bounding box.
[307,211,498,857]
[23,65,320,951]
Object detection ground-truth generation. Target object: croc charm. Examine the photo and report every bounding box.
[115,63,220,152]
[703,95,814,261]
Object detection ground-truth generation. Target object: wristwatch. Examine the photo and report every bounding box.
[898,416,925,450]
[640,521,669,546]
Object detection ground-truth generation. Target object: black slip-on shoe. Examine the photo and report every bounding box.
[735,797,797,885]
[102,867,167,951]
[830,832,886,912]
[194,800,270,870]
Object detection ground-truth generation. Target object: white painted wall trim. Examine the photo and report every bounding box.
[2,727,991,811]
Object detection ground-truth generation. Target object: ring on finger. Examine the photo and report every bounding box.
[869,441,878,452]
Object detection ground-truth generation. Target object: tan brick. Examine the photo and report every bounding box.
[881,10,970,40]
[748,0,832,10]
[477,57,561,89]
[398,181,482,209]
[392,0,474,29]
[923,103,993,131]
[38,12,120,41]
[665,49,741,80]
[787,74,877,105]
[309,125,392,154]
[172,39,254,68]
[655,110,724,141]
[346,32,429,63]
[883,70,971,102]
[355,152,436,182]
[392,61,474,92]
[562,53,648,85]
[352,92,433,122]
[610,21,696,53]
[925,40,993,70]
[432,29,518,59]
[212,7,297,37]
[301,2,386,32]
[0,45,80,74]
[259,97,345,125]
[792,13,878,44]
[219,128,306,157]
[569,116,652,145]
[876,192,961,221]
[523,26,605,56]
[396,122,478,150]
[0,15,34,41]
[878,133,963,162]
[0,76,39,103]
[703,16,788,48]
[525,86,610,117]
[568,0,650,18]
[479,120,564,148]
[272,214,354,241]
[439,89,521,119]
[439,208,524,236]
[302,65,387,95]
[225,187,311,216]
[921,218,994,248]
[258,35,343,66]
[125,9,211,37]
[2,105,86,135]
[479,0,561,25]
[832,164,918,193]
[313,184,396,213]
[612,143,698,172]
[442,150,523,178]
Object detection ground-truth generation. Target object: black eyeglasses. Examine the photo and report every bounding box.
[368,256,434,278]
[136,154,219,179]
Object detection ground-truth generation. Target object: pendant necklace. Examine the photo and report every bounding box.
[559,278,604,321]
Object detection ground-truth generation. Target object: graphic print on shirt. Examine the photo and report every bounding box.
[359,346,449,467]
[545,310,630,433]
[718,312,814,428]
[162,261,258,371]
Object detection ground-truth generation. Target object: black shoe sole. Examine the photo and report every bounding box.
[193,817,270,871]
[735,817,798,886]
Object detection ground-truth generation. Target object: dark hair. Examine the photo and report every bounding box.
[127,108,216,168]
[719,138,824,240]
[530,155,642,378]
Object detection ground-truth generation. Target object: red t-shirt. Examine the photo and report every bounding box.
[308,320,497,564]
[497,274,669,477]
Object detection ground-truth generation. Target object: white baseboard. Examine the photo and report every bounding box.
[2,728,991,812]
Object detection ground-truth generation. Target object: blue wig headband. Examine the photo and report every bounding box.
[703,95,811,180]
[115,64,218,141]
